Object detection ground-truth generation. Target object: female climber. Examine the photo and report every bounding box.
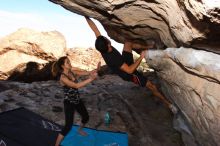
[52,56,100,146]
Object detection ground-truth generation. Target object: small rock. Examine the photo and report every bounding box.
[52,106,63,113]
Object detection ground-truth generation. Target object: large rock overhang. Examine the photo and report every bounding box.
[49,0,220,54]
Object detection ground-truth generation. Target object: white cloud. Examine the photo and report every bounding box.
[203,0,220,9]
[0,10,123,51]
[0,10,52,37]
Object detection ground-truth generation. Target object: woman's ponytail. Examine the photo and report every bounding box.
[51,61,58,78]
[51,56,67,80]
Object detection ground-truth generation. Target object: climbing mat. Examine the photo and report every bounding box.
[61,125,128,146]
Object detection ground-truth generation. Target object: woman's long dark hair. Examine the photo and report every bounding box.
[51,56,67,80]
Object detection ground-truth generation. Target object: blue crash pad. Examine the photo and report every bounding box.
[61,125,128,146]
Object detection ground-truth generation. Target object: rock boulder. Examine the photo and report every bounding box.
[0,28,66,80]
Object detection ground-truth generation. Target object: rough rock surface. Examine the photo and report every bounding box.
[0,75,183,146]
[0,28,66,80]
[49,0,220,53]
[146,47,220,146]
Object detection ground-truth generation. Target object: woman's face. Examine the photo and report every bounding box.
[63,58,71,70]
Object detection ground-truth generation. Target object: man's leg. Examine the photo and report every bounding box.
[123,42,178,113]
[146,80,171,108]
[146,80,178,113]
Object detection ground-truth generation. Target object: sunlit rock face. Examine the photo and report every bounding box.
[49,0,220,53]
[66,47,105,71]
[146,48,220,146]
[0,27,105,82]
[0,28,66,80]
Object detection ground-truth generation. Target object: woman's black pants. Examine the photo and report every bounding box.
[61,99,89,136]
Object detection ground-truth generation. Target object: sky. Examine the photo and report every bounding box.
[203,0,220,9]
[0,0,123,51]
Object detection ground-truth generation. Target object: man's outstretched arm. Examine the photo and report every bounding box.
[120,51,146,74]
[85,16,101,38]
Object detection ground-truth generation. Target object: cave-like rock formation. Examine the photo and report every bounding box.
[0,28,66,81]
[146,48,220,146]
[49,0,220,53]
[48,0,220,146]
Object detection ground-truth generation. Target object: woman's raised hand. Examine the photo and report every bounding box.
[90,72,98,80]
[97,61,101,71]
[90,61,101,75]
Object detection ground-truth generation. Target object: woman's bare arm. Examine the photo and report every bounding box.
[60,73,96,89]
[71,67,90,76]
[71,62,101,76]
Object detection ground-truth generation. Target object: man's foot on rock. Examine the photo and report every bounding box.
[169,104,178,114]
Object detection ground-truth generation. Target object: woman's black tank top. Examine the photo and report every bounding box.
[61,72,80,104]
